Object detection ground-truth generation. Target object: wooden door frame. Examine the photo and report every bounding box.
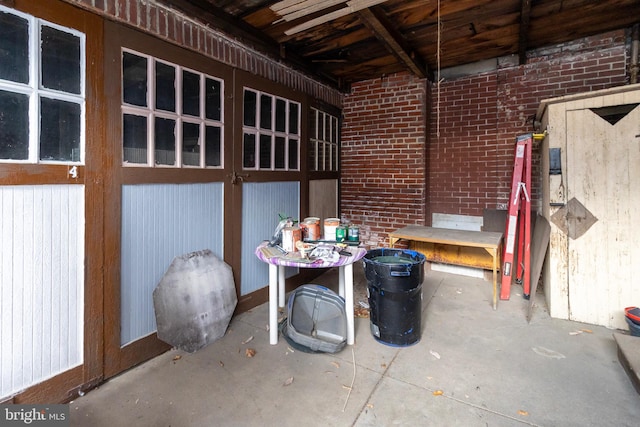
[102,21,234,378]
[0,0,104,403]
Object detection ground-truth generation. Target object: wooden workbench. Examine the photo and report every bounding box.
[389,225,503,309]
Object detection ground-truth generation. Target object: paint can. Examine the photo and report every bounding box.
[282,226,302,252]
[336,225,347,242]
[303,217,321,241]
[347,225,359,242]
[324,218,340,241]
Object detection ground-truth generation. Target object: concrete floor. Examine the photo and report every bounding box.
[70,263,640,427]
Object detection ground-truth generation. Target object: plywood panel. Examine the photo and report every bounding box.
[0,185,84,398]
[566,105,640,329]
[120,183,223,346]
[309,179,337,226]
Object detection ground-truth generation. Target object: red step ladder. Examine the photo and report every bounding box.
[501,134,532,300]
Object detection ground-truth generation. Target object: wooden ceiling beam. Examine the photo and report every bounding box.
[357,6,431,80]
[159,0,342,89]
[518,0,532,64]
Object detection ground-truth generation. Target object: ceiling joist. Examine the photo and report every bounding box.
[518,0,532,64]
[358,6,430,79]
[280,0,390,35]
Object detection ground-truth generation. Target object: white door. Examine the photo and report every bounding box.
[566,104,640,329]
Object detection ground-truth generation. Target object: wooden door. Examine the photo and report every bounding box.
[566,104,640,329]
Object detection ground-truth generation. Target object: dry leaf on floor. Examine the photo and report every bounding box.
[582,329,593,333]
[518,410,529,416]
[242,336,254,344]
[433,390,443,396]
[366,403,374,409]
[283,377,294,386]
[331,361,340,369]
[245,348,256,358]
[342,385,352,390]
[429,350,441,359]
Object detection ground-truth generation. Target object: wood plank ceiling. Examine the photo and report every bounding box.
[161,0,640,91]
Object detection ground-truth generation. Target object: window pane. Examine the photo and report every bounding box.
[0,90,29,159]
[275,136,285,169]
[206,78,221,121]
[332,143,338,171]
[123,114,147,164]
[243,89,256,126]
[243,133,255,168]
[309,141,317,171]
[275,98,286,132]
[0,12,29,84]
[332,116,338,143]
[123,52,147,106]
[288,139,298,170]
[182,70,200,117]
[259,134,271,169]
[205,126,221,167]
[41,26,81,94]
[289,102,299,134]
[154,117,175,165]
[182,122,200,166]
[309,110,317,139]
[260,94,271,130]
[318,112,324,140]
[39,97,81,162]
[155,61,175,112]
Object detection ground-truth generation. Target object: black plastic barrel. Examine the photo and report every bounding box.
[363,248,425,346]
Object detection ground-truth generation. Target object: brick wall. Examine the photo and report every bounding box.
[429,30,628,218]
[342,30,629,247]
[64,0,342,106]
[341,73,428,247]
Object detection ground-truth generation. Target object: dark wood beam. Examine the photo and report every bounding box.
[518,0,532,64]
[357,6,431,80]
[159,0,341,89]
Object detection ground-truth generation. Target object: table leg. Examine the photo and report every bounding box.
[343,264,355,345]
[338,265,345,298]
[492,249,497,310]
[269,264,278,345]
[278,266,286,308]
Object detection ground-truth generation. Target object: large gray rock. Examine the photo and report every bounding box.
[153,250,237,353]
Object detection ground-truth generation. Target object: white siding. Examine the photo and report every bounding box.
[241,182,300,295]
[0,185,84,399]
[120,183,223,346]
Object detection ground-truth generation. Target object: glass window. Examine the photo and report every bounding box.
[0,90,29,159]
[0,11,29,84]
[155,61,175,112]
[205,78,221,121]
[0,7,85,164]
[310,108,339,172]
[182,121,200,166]
[182,70,200,117]
[205,126,221,167]
[120,49,224,168]
[242,88,300,171]
[122,52,147,107]
[39,97,81,162]
[123,114,147,164]
[41,25,81,94]
[243,90,256,126]
[243,133,256,168]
